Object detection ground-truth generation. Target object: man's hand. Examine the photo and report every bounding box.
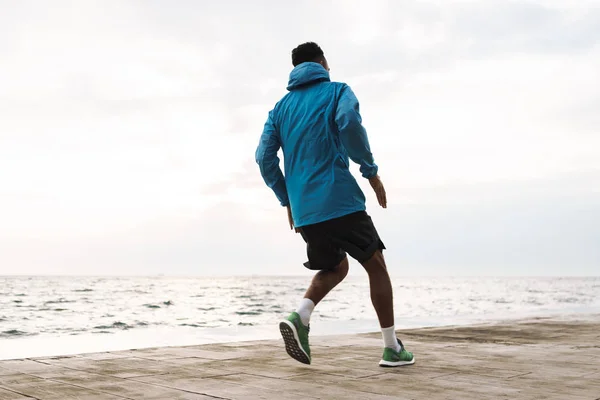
[287,205,300,232]
[369,175,387,208]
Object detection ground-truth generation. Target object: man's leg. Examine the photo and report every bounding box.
[361,249,415,367]
[279,220,350,365]
[280,257,349,365]
[301,256,349,317]
[361,250,394,328]
[295,257,349,326]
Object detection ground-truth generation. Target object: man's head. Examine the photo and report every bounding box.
[291,42,329,71]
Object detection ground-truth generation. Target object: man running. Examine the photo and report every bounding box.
[255,42,415,368]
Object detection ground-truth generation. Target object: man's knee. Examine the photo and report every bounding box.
[335,257,350,280]
[361,250,387,272]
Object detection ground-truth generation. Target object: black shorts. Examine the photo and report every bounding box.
[298,211,386,271]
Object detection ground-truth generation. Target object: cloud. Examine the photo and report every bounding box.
[0,0,598,275]
[3,171,597,276]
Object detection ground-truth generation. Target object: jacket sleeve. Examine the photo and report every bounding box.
[334,85,379,179]
[255,110,289,207]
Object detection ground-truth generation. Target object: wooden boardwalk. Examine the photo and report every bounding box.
[1,315,599,399]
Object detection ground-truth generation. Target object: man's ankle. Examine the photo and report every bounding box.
[381,325,401,352]
[296,298,315,326]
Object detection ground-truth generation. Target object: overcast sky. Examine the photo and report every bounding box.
[0,0,598,276]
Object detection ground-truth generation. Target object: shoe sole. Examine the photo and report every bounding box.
[279,320,311,365]
[379,356,416,367]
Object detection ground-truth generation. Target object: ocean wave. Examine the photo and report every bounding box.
[179,323,206,328]
[2,276,598,348]
[121,289,151,294]
[93,321,133,330]
[525,298,544,306]
[1,329,37,338]
[44,299,76,305]
[235,311,262,316]
[142,301,174,308]
[556,297,580,304]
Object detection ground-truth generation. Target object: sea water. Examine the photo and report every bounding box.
[1,275,598,360]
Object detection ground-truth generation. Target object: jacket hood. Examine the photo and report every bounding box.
[286,62,330,91]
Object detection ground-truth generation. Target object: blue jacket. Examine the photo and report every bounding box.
[255,62,378,227]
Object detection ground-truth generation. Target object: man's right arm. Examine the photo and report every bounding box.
[255,110,289,208]
[334,84,378,179]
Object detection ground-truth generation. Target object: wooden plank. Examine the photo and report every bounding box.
[0,315,598,399]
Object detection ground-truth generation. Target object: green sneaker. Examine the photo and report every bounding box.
[279,312,311,364]
[379,339,415,367]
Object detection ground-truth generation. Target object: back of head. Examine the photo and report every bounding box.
[291,42,325,67]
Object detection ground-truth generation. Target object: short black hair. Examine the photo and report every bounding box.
[291,42,324,67]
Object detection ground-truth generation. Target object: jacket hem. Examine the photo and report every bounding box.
[295,206,366,228]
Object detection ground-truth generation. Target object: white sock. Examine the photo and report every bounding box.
[295,298,315,326]
[382,325,401,351]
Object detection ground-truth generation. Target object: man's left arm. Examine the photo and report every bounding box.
[255,110,289,208]
[335,85,378,179]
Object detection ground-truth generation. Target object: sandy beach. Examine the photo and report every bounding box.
[1,314,598,399]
